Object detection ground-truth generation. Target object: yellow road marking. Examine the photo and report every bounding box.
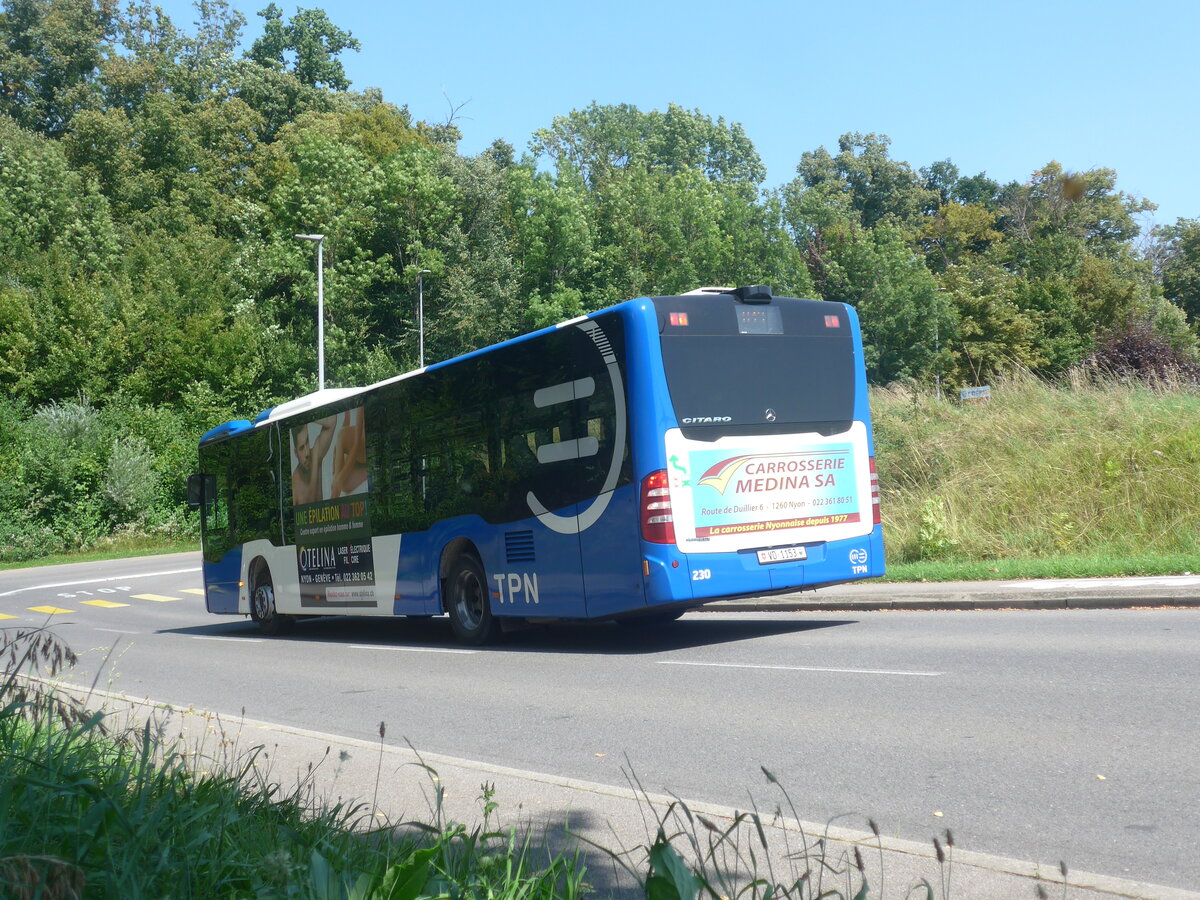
[179,589,205,596]
[131,594,180,603]
[81,599,129,608]
[28,606,72,615]
[0,613,17,620]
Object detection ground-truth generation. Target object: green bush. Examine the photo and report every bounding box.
[0,395,207,562]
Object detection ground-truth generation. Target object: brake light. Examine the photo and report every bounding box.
[869,457,881,525]
[640,470,676,544]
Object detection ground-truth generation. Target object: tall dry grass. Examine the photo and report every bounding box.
[871,371,1200,564]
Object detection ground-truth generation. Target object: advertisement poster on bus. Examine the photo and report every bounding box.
[664,425,871,551]
[289,406,376,607]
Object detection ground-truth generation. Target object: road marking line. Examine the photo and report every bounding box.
[349,645,477,655]
[80,600,129,608]
[95,628,140,634]
[28,606,73,615]
[659,661,942,677]
[192,636,264,643]
[1024,576,1200,590]
[0,613,17,620]
[131,594,180,603]
[179,589,205,596]
[0,567,200,598]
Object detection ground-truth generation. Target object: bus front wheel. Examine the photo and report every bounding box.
[250,570,294,636]
[446,553,499,645]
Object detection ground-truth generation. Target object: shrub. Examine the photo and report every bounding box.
[102,437,158,515]
[1088,316,1200,381]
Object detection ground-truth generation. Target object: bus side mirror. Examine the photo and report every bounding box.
[187,473,215,509]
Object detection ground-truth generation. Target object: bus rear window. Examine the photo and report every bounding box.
[654,295,856,436]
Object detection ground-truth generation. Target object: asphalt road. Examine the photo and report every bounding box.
[2,553,1198,892]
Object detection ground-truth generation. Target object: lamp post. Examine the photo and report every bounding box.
[294,234,325,390]
[417,269,431,368]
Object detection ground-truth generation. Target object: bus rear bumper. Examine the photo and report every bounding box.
[643,527,884,606]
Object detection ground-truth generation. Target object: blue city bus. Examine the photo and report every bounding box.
[188,285,884,644]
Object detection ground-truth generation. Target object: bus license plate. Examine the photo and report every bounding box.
[756,546,807,565]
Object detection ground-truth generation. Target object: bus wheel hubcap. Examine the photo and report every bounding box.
[455,572,482,628]
[254,585,274,620]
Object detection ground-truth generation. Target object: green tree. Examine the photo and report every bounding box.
[0,0,115,135]
[790,133,935,231]
[0,114,117,269]
[1158,218,1200,322]
[937,261,1043,384]
[505,161,594,326]
[919,202,1004,273]
[810,219,953,383]
[248,3,359,90]
[1002,162,1153,265]
[1012,275,1094,373]
[531,101,765,188]
[174,0,246,99]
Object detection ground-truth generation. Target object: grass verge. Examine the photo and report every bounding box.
[0,538,196,571]
[885,551,1199,583]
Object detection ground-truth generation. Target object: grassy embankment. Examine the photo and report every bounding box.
[2,373,1197,580]
[873,372,1200,580]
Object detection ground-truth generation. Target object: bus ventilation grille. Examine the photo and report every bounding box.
[505,530,536,563]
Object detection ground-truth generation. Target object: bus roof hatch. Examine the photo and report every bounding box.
[732,285,772,303]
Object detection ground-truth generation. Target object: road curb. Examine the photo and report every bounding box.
[708,594,1200,613]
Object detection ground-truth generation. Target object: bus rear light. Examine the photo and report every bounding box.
[869,457,881,525]
[640,470,676,544]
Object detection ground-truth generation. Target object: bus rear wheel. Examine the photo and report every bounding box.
[250,570,294,636]
[446,553,499,645]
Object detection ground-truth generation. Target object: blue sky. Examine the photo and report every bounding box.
[161,0,1198,231]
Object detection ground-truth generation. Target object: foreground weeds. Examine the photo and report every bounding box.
[599,765,1075,900]
[0,627,586,900]
[2,627,1075,899]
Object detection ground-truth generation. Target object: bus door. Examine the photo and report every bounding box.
[579,484,643,618]
[192,445,242,614]
[489,338,587,619]
[569,314,642,618]
[467,313,636,619]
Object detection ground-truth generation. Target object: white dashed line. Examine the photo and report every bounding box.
[0,568,200,598]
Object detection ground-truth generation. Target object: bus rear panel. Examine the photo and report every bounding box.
[632,289,883,607]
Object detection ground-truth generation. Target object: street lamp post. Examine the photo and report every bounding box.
[294,234,325,390]
[417,269,431,368]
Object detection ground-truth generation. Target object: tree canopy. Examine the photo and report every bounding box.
[0,0,1194,416]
